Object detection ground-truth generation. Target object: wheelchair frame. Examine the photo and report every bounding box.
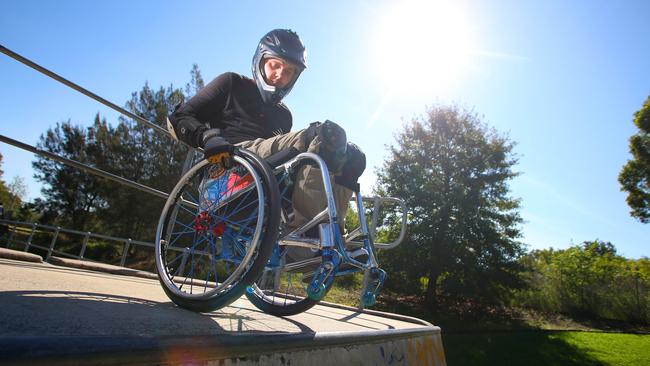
[258,151,407,309]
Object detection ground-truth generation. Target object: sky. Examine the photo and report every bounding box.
[1,0,648,258]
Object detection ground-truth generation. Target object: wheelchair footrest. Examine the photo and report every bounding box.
[307,250,341,300]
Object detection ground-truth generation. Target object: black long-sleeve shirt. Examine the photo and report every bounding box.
[169,72,293,147]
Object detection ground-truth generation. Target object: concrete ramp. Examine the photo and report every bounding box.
[0,256,445,365]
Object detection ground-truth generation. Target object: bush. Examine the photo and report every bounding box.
[514,241,650,323]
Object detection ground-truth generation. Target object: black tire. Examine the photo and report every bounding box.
[155,149,280,312]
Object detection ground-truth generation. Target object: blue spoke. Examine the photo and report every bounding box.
[202,173,234,211]
[168,228,196,246]
[223,196,260,221]
[226,181,258,217]
[170,227,195,237]
[228,209,261,239]
[170,220,203,249]
[203,172,255,217]
[205,234,218,289]
[221,202,260,230]
[208,209,258,229]
[188,231,199,294]
[179,231,212,294]
[183,189,200,205]
[166,251,185,269]
[177,200,200,217]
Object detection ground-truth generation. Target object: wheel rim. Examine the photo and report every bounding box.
[155,156,266,300]
[249,249,319,307]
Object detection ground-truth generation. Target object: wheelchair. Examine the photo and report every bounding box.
[154,147,406,315]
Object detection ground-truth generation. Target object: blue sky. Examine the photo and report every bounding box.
[1,0,648,258]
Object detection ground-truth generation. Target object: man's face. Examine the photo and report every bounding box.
[263,57,298,88]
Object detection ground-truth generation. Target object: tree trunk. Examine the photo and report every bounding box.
[425,269,440,312]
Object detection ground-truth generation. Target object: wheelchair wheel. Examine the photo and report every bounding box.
[245,247,325,316]
[155,149,280,312]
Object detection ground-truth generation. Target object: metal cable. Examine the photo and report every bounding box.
[0,44,172,139]
[0,134,169,199]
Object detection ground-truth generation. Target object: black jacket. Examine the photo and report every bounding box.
[169,72,292,147]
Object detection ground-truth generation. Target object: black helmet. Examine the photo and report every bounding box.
[252,29,307,104]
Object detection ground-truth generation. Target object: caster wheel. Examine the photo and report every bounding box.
[307,283,327,300]
[362,293,376,307]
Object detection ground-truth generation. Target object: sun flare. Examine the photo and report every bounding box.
[369,0,475,94]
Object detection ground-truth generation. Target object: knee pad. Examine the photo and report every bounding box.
[305,120,348,171]
[335,142,366,191]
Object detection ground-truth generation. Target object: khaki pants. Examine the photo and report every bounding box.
[237,129,353,231]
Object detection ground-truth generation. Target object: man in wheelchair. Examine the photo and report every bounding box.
[167,29,367,262]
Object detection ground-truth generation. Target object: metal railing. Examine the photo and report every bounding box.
[1,219,153,268]
[0,45,409,306]
[0,44,187,270]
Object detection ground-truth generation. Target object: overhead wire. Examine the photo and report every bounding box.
[0,44,173,140]
[0,44,204,199]
[0,134,169,199]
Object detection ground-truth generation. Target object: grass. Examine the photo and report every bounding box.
[324,286,650,366]
[443,331,650,366]
[323,273,366,307]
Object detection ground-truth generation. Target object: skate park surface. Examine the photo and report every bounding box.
[0,249,446,365]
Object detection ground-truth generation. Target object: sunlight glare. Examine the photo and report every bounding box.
[369,0,475,94]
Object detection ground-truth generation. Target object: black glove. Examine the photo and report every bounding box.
[201,128,234,161]
[335,142,366,191]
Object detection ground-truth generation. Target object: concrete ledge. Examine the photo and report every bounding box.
[1,326,445,366]
[0,257,447,365]
[48,256,158,280]
[0,248,42,263]
[317,300,435,328]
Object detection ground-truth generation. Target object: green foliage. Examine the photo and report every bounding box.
[88,83,189,240]
[5,176,27,211]
[0,153,26,217]
[619,94,650,223]
[0,153,14,210]
[32,121,103,230]
[515,240,650,323]
[375,104,525,309]
[325,272,365,307]
[31,66,203,240]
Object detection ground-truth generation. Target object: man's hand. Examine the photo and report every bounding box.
[202,128,234,164]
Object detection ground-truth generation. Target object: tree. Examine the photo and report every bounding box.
[619,95,650,223]
[375,104,525,309]
[90,83,189,239]
[0,154,27,220]
[7,176,27,211]
[515,241,649,323]
[0,153,13,209]
[31,65,203,239]
[185,64,205,97]
[32,121,103,230]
